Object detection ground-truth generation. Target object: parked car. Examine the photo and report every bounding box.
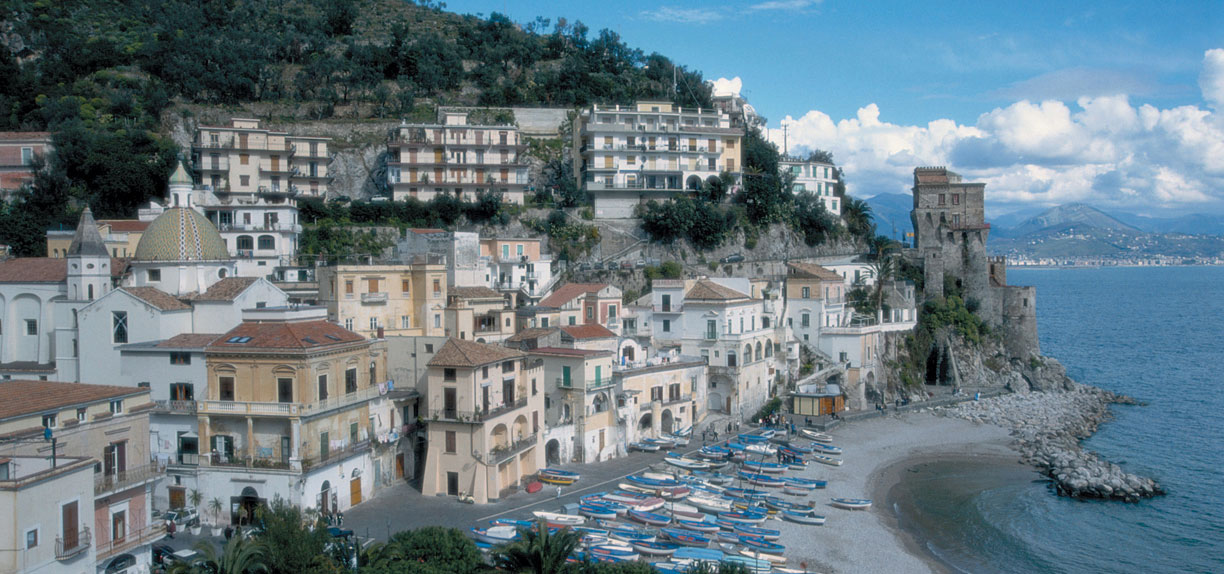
[620,261,634,269]
[593,262,606,270]
[634,259,646,268]
[719,253,745,263]
[163,508,199,527]
[152,545,176,566]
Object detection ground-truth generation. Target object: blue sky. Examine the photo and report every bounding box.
[445,1,1224,216]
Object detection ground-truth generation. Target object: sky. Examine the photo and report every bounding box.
[443,0,1224,217]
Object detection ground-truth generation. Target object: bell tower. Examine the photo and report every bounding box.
[66,206,112,302]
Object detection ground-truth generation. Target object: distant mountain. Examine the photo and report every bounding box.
[1111,212,1224,236]
[997,203,1139,238]
[864,193,914,241]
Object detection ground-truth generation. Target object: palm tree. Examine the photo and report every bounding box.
[871,252,897,323]
[169,533,268,574]
[841,197,875,239]
[492,519,580,574]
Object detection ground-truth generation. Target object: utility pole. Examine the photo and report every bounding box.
[783,123,789,157]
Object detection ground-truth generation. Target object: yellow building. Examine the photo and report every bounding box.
[46,219,149,259]
[420,338,544,504]
[532,347,616,464]
[445,286,516,344]
[614,357,707,439]
[192,118,332,197]
[317,256,448,338]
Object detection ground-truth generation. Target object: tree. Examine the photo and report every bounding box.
[792,192,837,247]
[253,498,335,574]
[361,527,483,574]
[491,519,580,574]
[737,127,790,224]
[806,149,834,164]
[841,197,875,240]
[170,534,268,574]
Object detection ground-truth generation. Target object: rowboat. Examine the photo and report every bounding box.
[673,547,725,562]
[799,428,834,442]
[629,441,660,452]
[786,460,808,471]
[733,524,780,541]
[538,468,581,485]
[738,535,785,555]
[722,487,770,500]
[574,526,610,538]
[673,426,692,437]
[664,453,712,470]
[663,434,690,447]
[661,527,711,547]
[606,527,655,543]
[809,443,843,456]
[781,509,826,525]
[690,470,733,485]
[619,481,688,498]
[717,511,768,525]
[737,548,789,565]
[741,460,788,474]
[603,490,665,512]
[589,545,639,561]
[662,501,703,519]
[778,441,812,454]
[489,518,534,529]
[738,472,785,488]
[697,445,734,460]
[579,503,619,520]
[812,454,843,466]
[627,509,671,526]
[782,477,826,489]
[643,437,676,448]
[744,443,777,456]
[737,433,770,444]
[631,540,680,556]
[469,526,519,544]
[764,497,814,512]
[686,495,734,514]
[831,497,872,510]
[532,511,584,526]
[676,518,720,534]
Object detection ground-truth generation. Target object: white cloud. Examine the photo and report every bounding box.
[767,50,1224,214]
[639,6,724,24]
[711,77,743,97]
[747,0,820,12]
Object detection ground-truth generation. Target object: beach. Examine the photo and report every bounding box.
[776,411,1020,574]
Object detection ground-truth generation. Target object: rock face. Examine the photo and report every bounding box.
[940,386,1163,502]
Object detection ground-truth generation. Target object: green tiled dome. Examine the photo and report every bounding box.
[169,161,193,186]
[134,208,230,262]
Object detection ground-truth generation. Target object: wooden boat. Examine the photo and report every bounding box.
[781,509,826,525]
[603,490,665,512]
[744,442,777,456]
[690,470,733,485]
[663,434,690,447]
[579,503,618,520]
[722,487,770,500]
[627,509,672,526]
[831,497,872,510]
[631,540,680,556]
[715,530,741,544]
[662,501,703,519]
[589,545,639,561]
[538,468,581,485]
[489,518,534,529]
[737,548,788,565]
[738,535,785,555]
[740,460,788,474]
[661,527,711,547]
[782,477,826,489]
[469,526,519,544]
[717,511,768,525]
[686,495,733,514]
[626,474,682,488]
[573,526,610,538]
[783,485,812,496]
[643,437,676,448]
[786,460,809,471]
[738,472,785,488]
[812,454,844,466]
[664,453,712,470]
[764,497,814,512]
[580,494,629,515]
[810,443,843,456]
[676,518,720,534]
[673,547,724,562]
[607,527,655,543]
[799,428,834,442]
[629,441,660,452]
[778,441,812,454]
[673,425,692,438]
[619,482,690,499]
[532,511,584,526]
[733,524,780,541]
[736,433,770,444]
[697,445,734,460]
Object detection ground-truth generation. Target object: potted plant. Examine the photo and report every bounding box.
[208,498,224,536]
[188,490,203,535]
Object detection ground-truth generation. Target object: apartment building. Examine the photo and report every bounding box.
[420,338,544,504]
[386,111,529,204]
[46,220,148,259]
[779,158,841,215]
[479,237,555,307]
[316,257,448,338]
[533,347,616,464]
[783,262,847,346]
[538,283,622,334]
[0,381,161,574]
[573,101,744,218]
[0,132,52,196]
[445,287,515,344]
[194,308,392,519]
[191,118,332,198]
[614,356,707,439]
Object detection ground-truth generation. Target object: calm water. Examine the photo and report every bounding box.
[894,266,1224,573]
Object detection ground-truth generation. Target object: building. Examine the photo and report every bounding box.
[783,262,847,346]
[533,347,616,465]
[479,237,556,307]
[419,338,544,504]
[316,257,448,339]
[0,381,162,574]
[538,283,622,334]
[0,132,52,196]
[445,287,515,344]
[613,355,707,441]
[573,101,744,218]
[46,220,149,260]
[386,111,529,204]
[779,158,841,215]
[191,118,332,198]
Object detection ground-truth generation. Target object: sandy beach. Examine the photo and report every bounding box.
[774,411,1020,574]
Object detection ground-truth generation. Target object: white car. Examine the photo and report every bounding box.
[163,507,199,527]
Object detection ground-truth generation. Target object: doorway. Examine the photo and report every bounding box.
[349,478,363,506]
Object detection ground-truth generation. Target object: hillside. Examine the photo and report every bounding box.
[864,193,914,241]
[994,203,1138,238]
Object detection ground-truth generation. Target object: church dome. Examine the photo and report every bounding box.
[169,160,193,186]
[134,208,230,262]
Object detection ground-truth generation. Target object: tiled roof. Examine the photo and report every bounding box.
[407,228,446,234]
[0,132,51,141]
[189,277,258,301]
[123,287,192,311]
[529,347,611,358]
[787,262,843,281]
[208,320,365,352]
[539,283,609,307]
[0,361,57,373]
[156,334,223,349]
[506,327,557,343]
[99,220,150,233]
[134,207,229,262]
[451,286,502,299]
[0,258,67,283]
[427,338,524,368]
[68,207,110,257]
[560,324,617,339]
[0,380,147,422]
[685,279,749,301]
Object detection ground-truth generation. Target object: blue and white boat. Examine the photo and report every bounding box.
[812,454,843,466]
[469,525,520,544]
[733,524,780,541]
[630,540,679,556]
[831,497,872,510]
[741,460,788,474]
[782,477,826,490]
[676,518,719,534]
[810,443,843,456]
[781,509,826,525]
[579,503,618,520]
[661,527,711,547]
[628,509,672,526]
[738,535,785,555]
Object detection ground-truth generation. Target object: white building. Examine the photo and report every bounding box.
[779,158,841,215]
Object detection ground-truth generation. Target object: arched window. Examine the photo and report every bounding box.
[236,235,254,250]
[765,342,773,358]
[257,235,275,250]
[88,284,94,300]
[755,342,763,361]
[744,344,752,363]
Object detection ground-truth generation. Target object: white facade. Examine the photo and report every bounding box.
[0,279,64,377]
[780,159,841,215]
[0,457,97,574]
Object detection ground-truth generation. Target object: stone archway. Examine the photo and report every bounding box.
[638,413,653,433]
[545,439,561,465]
[661,409,674,434]
[707,391,724,413]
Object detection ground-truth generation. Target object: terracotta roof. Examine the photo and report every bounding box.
[787,262,843,281]
[529,347,611,358]
[427,338,524,368]
[123,287,192,311]
[0,258,66,283]
[208,320,365,352]
[539,283,610,307]
[506,327,557,343]
[99,220,150,233]
[0,380,147,422]
[408,228,446,234]
[0,132,51,141]
[156,334,223,349]
[189,277,258,301]
[0,361,56,373]
[560,324,617,339]
[685,279,749,301]
[450,286,502,299]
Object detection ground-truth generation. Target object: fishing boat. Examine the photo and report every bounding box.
[782,477,826,490]
[715,530,741,544]
[738,536,785,555]
[662,501,703,519]
[799,428,834,442]
[630,540,680,556]
[733,524,780,541]
[629,441,660,452]
[627,509,672,526]
[763,497,814,512]
[809,443,843,456]
[831,497,872,510]
[673,425,693,437]
[538,468,581,485]
[812,454,844,466]
[737,548,789,565]
[663,434,690,447]
[741,460,788,474]
[532,511,584,526]
[573,526,611,538]
[661,527,711,547]
[589,545,639,561]
[690,470,733,485]
[736,433,770,444]
[643,437,676,448]
[722,486,770,500]
[664,453,712,470]
[781,510,826,525]
[676,518,720,534]
[686,494,734,514]
[673,547,725,562]
[786,460,808,471]
[606,527,655,543]
[488,518,534,529]
[697,445,734,460]
[602,490,666,512]
[578,503,618,520]
[738,472,785,488]
[469,526,519,544]
[778,441,812,454]
[717,510,768,525]
[744,442,777,456]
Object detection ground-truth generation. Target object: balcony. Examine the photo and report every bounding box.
[95,463,164,495]
[556,377,614,391]
[704,331,718,341]
[195,157,229,171]
[153,400,197,414]
[487,433,538,464]
[97,522,166,560]
[198,399,299,416]
[429,397,528,424]
[663,393,693,406]
[361,292,388,304]
[210,452,292,471]
[55,527,91,561]
[654,304,682,313]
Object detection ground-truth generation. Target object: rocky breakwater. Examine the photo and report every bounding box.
[939,385,1164,502]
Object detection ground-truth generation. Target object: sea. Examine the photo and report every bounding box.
[889,266,1224,574]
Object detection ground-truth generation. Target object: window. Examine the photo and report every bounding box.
[111,311,128,344]
[801,287,810,299]
[502,360,515,373]
[237,235,253,250]
[401,316,410,329]
[424,343,434,353]
[112,510,126,542]
[608,305,617,319]
[650,386,663,401]
[568,316,576,326]
[952,194,960,205]
[170,383,194,401]
[240,175,250,186]
[444,368,456,381]
[801,314,810,328]
[217,375,235,400]
[76,408,87,422]
[344,318,353,330]
[109,400,123,414]
[586,307,593,319]
[257,235,275,250]
[278,378,292,403]
[148,269,161,282]
[432,279,441,297]
[370,361,377,386]
[25,319,36,336]
[434,314,441,328]
[369,317,379,331]
[481,366,489,379]
[938,194,946,206]
[445,431,456,453]
[345,368,357,394]
[169,352,190,365]
[706,319,717,339]
[21,147,33,165]
[239,153,249,165]
[25,529,37,549]
[317,374,328,400]
[350,422,359,445]
[42,414,56,428]
[662,319,671,333]
[402,279,410,293]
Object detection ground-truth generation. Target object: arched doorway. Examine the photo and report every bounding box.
[318,481,332,515]
[661,409,674,434]
[236,486,263,525]
[621,345,635,362]
[686,175,702,191]
[638,413,653,435]
[708,391,724,413]
[545,439,561,464]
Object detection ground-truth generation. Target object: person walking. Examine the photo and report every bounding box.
[556,485,562,499]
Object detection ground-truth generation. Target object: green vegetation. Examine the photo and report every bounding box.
[524,210,599,261]
[361,526,485,574]
[169,534,268,574]
[752,397,783,422]
[491,519,580,574]
[922,296,986,345]
[643,261,683,281]
[640,196,737,250]
[253,500,338,574]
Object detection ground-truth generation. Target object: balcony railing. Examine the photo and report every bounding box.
[487,433,538,464]
[97,522,166,560]
[361,292,388,304]
[704,331,718,340]
[654,304,682,313]
[556,377,614,390]
[55,527,91,561]
[428,397,528,424]
[198,400,299,416]
[153,400,197,414]
[95,463,164,495]
[662,394,693,406]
